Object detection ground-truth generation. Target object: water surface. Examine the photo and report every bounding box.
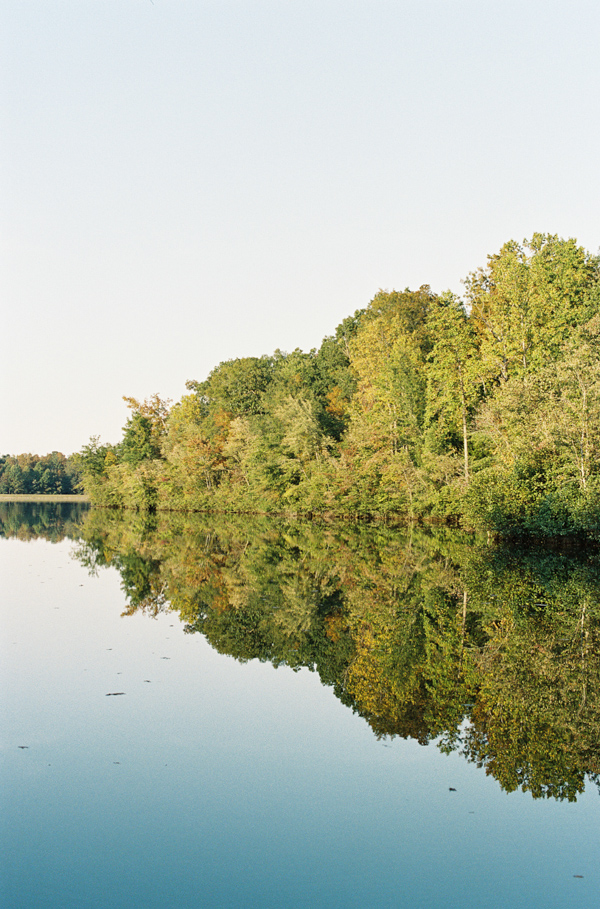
[1,505,598,908]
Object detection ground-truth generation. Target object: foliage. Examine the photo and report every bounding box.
[0,451,82,494]
[78,234,600,538]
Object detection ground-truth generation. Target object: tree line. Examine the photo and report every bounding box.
[78,233,600,538]
[0,452,81,495]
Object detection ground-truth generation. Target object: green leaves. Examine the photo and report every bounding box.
[78,233,600,536]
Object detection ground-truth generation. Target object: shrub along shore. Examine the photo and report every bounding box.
[78,234,600,540]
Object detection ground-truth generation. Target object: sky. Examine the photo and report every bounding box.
[2,0,599,455]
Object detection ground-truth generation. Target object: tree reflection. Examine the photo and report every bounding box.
[23,504,600,802]
[0,501,89,542]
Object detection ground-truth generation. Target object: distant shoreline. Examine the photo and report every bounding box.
[0,494,90,503]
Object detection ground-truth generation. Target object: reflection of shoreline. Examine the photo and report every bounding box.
[5,502,600,801]
[0,494,90,502]
[73,509,600,802]
[0,501,90,543]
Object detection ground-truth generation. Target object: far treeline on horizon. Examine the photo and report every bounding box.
[6,233,600,540]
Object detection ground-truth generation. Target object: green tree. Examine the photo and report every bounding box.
[425,292,479,483]
[466,234,599,385]
[188,357,274,422]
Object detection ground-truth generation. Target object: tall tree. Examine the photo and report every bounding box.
[465,234,599,385]
[425,292,479,482]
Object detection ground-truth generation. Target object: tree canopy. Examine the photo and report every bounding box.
[77,234,600,540]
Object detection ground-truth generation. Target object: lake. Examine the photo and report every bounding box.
[1,503,598,908]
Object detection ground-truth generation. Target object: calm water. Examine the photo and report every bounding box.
[1,504,599,908]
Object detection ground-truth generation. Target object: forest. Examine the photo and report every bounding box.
[78,234,600,539]
[0,451,81,495]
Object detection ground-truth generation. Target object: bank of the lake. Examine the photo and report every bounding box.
[0,493,90,503]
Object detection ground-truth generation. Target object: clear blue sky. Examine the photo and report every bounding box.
[3,0,599,455]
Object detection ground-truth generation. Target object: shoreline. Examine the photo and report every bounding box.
[0,494,90,503]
